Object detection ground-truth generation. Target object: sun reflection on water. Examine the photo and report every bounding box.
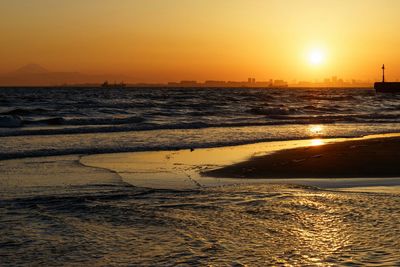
[309,125,324,136]
[308,125,325,146]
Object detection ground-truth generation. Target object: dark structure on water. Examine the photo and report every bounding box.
[374,64,400,93]
[101,81,126,88]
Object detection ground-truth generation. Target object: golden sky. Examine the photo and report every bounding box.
[1,0,400,82]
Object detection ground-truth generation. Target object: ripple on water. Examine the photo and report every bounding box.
[0,184,399,266]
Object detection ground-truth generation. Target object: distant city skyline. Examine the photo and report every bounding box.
[0,62,391,85]
[0,63,376,87]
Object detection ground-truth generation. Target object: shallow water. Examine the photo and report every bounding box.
[1,140,400,266]
[1,183,399,266]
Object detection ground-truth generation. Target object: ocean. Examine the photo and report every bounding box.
[1,87,400,266]
[1,87,400,159]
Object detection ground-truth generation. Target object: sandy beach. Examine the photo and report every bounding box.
[205,136,400,179]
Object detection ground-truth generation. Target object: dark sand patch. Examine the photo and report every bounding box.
[204,137,400,178]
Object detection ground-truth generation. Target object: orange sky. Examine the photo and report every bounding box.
[1,0,400,83]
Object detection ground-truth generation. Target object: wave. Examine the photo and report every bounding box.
[0,121,269,136]
[0,115,23,128]
[2,115,400,137]
[0,133,361,161]
[248,107,295,116]
[0,107,51,116]
[64,116,146,126]
[302,105,342,113]
[297,94,357,101]
[4,109,400,131]
[24,117,65,126]
[1,87,400,138]
[0,115,146,128]
[2,126,400,161]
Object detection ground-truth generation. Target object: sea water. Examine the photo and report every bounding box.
[1,87,400,266]
[1,87,400,159]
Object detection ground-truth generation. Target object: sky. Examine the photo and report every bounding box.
[1,0,400,83]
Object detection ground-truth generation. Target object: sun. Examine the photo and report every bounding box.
[308,49,325,65]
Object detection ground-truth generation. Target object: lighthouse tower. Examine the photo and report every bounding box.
[382,64,385,83]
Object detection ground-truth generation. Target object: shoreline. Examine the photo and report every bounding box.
[204,136,400,179]
[80,133,400,192]
[2,133,400,195]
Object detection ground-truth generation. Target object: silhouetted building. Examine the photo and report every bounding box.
[179,80,198,87]
[273,80,288,87]
[204,80,226,87]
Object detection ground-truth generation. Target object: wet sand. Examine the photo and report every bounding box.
[205,136,400,179]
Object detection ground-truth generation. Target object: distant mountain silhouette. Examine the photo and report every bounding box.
[12,63,49,75]
[0,64,130,86]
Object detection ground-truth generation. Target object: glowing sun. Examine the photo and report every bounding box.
[308,49,325,65]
